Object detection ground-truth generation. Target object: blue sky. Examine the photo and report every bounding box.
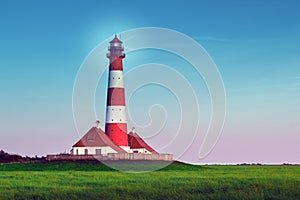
[0,0,299,163]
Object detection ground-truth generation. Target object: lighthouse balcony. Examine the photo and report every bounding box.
[106,52,125,58]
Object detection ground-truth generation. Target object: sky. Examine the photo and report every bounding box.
[0,0,299,164]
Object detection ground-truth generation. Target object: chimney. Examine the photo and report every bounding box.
[132,127,136,134]
[96,120,100,129]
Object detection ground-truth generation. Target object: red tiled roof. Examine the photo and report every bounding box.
[128,132,158,154]
[72,127,126,153]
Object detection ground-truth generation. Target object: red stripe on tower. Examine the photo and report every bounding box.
[105,35,128,148]
[107,88,126,106]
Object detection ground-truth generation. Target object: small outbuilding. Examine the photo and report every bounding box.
[71,127,126,156]
[128,128,158,154]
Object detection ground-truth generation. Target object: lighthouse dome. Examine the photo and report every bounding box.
[109,35,122,46]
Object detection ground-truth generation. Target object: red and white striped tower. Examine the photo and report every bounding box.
[105,35,128,149]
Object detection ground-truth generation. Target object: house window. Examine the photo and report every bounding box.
[76,149,78,155]
[96,149,101,155]
[133,150,138,153]
[84,149,88,155]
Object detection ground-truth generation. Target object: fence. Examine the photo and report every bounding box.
[46,153,173,161]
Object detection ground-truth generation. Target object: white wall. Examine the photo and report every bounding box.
[72,146,118,156]
[129,148,151,154]
[120,146,130,152]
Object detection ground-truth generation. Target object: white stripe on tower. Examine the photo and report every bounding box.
[108,70,124,88]
[106,105,126,123]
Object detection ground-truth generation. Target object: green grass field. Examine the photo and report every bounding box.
[0,162,299,200]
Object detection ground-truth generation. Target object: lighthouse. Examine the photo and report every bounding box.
[105,35,129,150]
[52,34,174,161]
